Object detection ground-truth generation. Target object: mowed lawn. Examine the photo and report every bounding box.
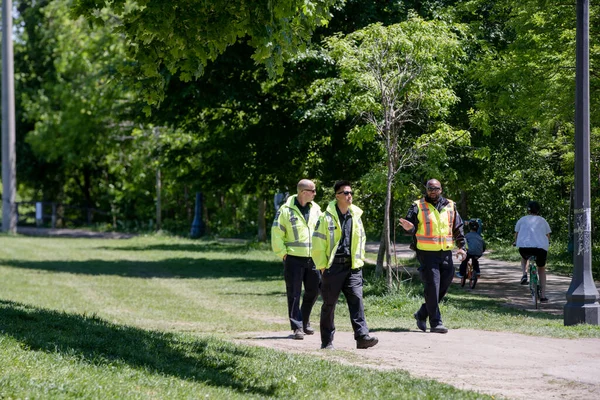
[1,234,598,398]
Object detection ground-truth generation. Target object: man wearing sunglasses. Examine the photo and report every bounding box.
[312,180,378,350]
[272,179,322,340]
[399,179,466,333]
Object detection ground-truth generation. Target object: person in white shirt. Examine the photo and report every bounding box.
[514,201,551,302]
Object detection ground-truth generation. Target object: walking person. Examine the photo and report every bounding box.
[514,200,551,302]
[312,180,378,350]
[271,179,322,340]
[399,179,466,333]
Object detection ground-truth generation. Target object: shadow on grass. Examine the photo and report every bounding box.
[0,299,275,396]
[1,257,283,280]
[445,289,563,321]
[364,271,563,322]
[97,240,270,255]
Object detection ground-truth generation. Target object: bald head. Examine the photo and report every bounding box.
[426,179,441,189]
[297,179,315,193]
[296,179,316,206]
[425,179,443,203]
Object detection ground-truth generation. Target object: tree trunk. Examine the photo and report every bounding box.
[459,189,467,220]
[258,196,267,242]
[383,171,394,290]
[376,229,386,277]
[156,167,162,231]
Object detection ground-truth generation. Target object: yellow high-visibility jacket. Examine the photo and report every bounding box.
[312,200,366,270]
[414,198,456,251]
[271,195,322,259]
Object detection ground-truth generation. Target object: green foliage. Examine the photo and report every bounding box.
[449,0,600,241]
[71,0,343,107]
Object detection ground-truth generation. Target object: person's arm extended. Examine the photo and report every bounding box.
[399,203,419,233]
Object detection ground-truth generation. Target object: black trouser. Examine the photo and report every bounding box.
[284,255,321,331]
[415,250,454,327]
[320,261,369,345]
[459,254,481,276]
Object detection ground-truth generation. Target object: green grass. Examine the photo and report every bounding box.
[1,235,496,399]
[1,300,488,399]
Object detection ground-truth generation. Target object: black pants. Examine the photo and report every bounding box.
[320,261,369,345]
[284,255,321,331]
[415,250,454,327]
[459,254,481,275]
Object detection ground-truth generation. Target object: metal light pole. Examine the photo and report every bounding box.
[564,0,600,325]
[2,0,17,233]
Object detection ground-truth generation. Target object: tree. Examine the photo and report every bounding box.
[455,0,600,240]
[71,0,342,108]
[324,17,468,288]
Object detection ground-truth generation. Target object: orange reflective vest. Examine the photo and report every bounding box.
[414,198,456,251]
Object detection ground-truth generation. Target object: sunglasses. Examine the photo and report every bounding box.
[426,187,441,192]
[336,190,353,195]
[303,189,316,193]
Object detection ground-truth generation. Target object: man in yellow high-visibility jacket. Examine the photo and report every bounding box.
[271,179,322,340]
[312,180,378,350]
[399,179,466,334]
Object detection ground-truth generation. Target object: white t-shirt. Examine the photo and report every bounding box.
[515,215,551,250]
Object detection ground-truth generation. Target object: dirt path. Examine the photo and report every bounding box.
[238,244,600,400]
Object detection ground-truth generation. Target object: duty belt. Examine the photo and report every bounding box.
[333,256,352,264]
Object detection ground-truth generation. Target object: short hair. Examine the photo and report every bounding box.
[333,180,351,193]
[468,220,479,231]
[527,201,540,215]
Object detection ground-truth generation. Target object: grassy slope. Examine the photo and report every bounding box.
[1,234,598,398]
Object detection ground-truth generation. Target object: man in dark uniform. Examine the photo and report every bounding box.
[399,179,465,333]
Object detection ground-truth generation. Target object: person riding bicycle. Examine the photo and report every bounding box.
[457,220,486,279]
[514,201,551,303]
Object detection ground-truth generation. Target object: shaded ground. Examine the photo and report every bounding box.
[17,227,135,239]
[238,243,600,400]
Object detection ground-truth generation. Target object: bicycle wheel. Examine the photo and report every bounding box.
[470,275,477,289]
[528,256,539,308]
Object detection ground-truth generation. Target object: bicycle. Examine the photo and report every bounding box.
[527,255,541,309]
[460,258,478,289]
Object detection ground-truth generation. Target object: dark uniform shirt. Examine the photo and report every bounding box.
[404,195,466,251]
[294,198,311,223]
[335,205,352,257]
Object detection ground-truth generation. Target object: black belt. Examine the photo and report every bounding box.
[333,256,352,264]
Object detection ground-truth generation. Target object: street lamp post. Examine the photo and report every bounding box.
[564,0,600,325]
[2,0,17,233]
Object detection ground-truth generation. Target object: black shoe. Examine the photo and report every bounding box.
[414,312,426,332]
[540,297,549,303]
[520,274,528,285]
[303,324,315,335]
[321,343,334,350]
[293,328,304,340]
[430,324,448,334]
[356,335,379,349]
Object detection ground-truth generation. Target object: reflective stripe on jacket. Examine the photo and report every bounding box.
[271,195,322,259]
[312,200,365,270]
[415,198,455,251]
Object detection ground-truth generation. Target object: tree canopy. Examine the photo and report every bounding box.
[71,0,342,107]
